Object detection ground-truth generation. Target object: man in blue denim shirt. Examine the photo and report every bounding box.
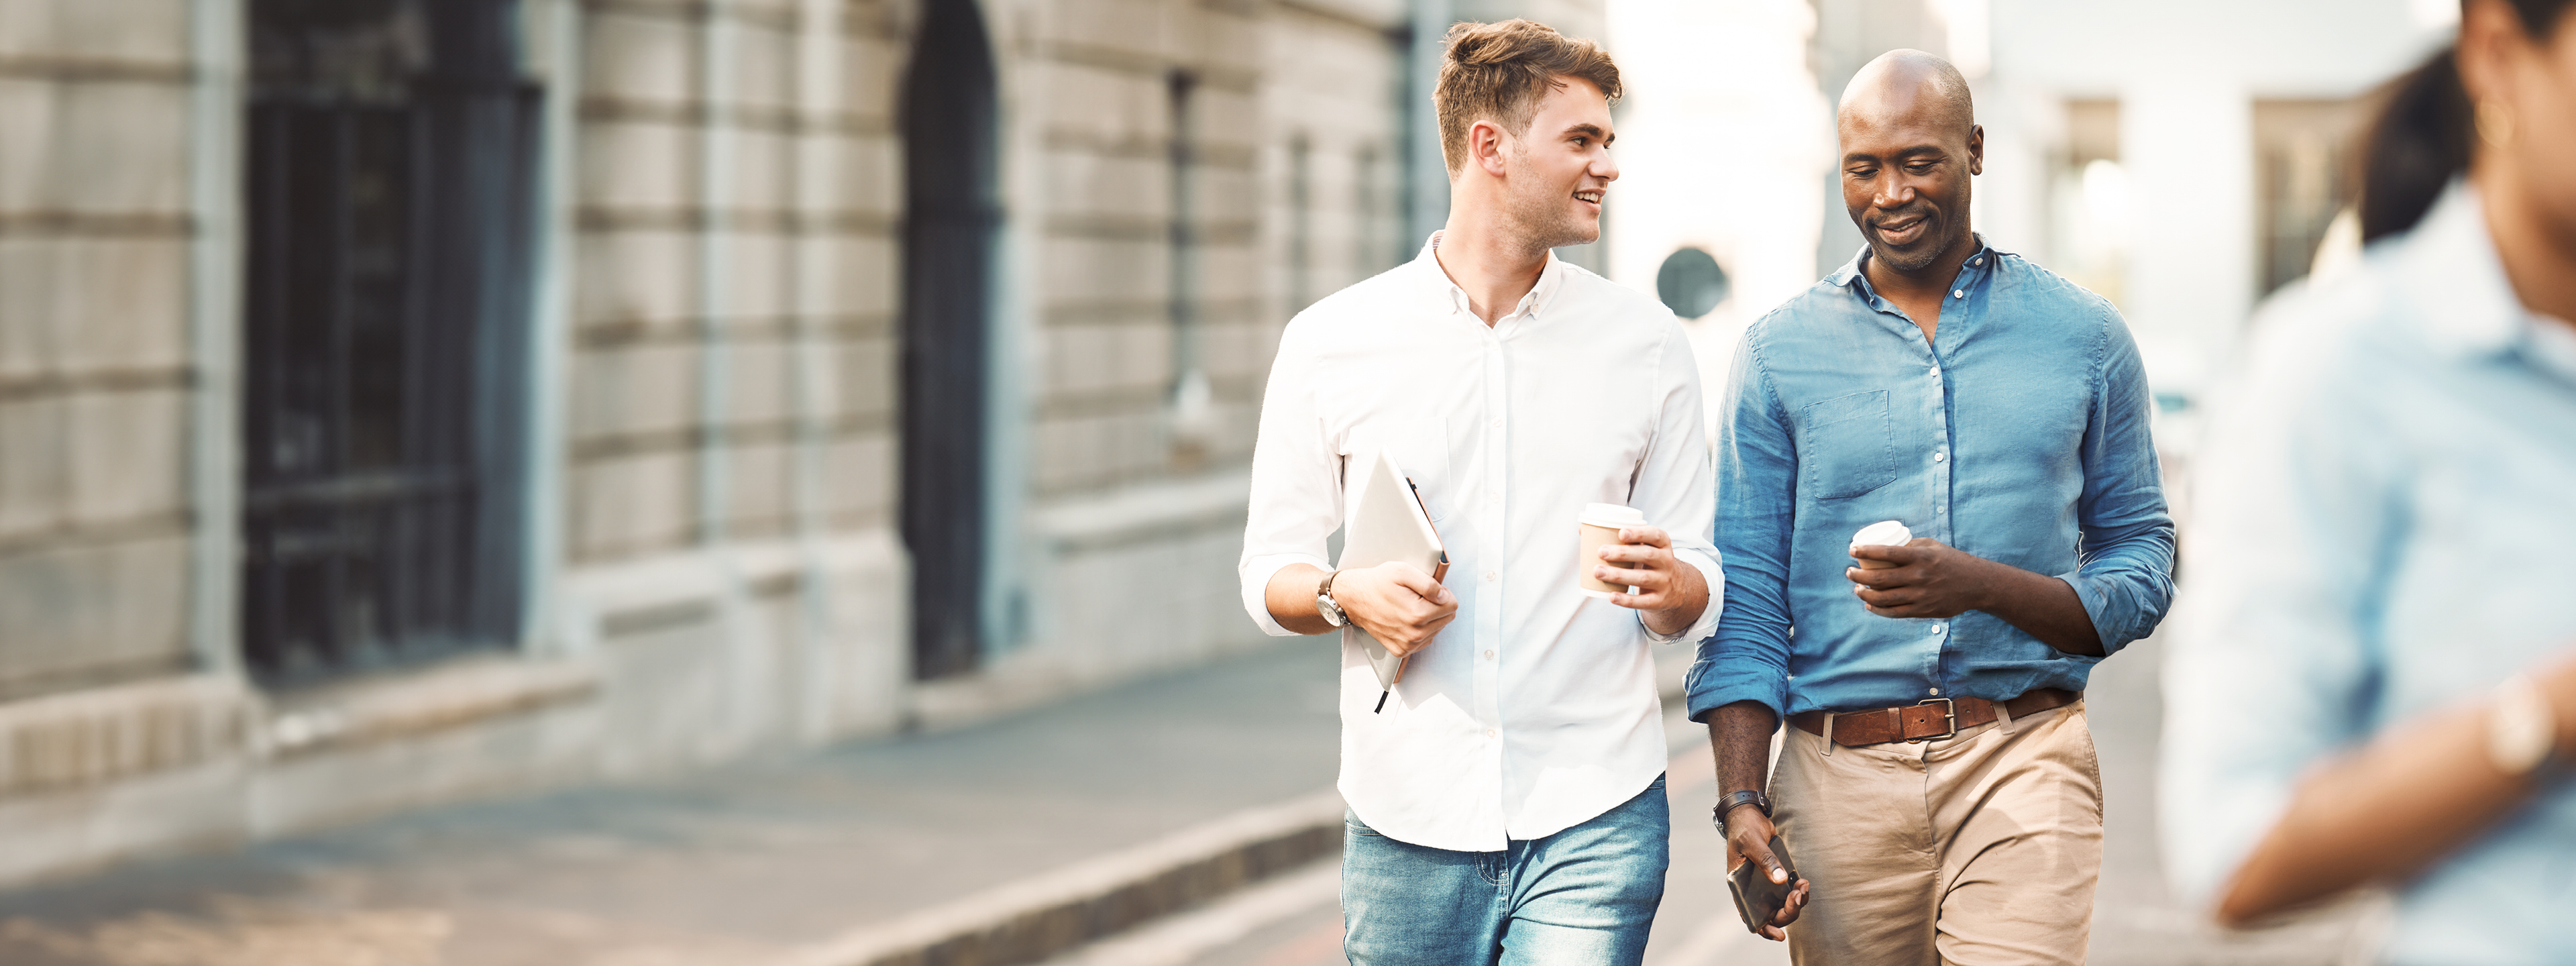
[1687,51,2174,963]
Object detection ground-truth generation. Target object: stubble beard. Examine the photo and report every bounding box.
[1501,148,1595,255]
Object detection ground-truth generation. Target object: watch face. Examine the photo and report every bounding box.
[1317,594,1346,627]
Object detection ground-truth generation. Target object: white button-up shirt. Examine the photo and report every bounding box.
[1239,235,1722,851]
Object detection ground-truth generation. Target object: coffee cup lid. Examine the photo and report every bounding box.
[1579,503,1647,529]
[1851,520,1911,547]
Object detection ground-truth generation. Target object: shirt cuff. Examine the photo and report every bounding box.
[1642,547,1725,645]
[1241,553,1331,637]
[1684,659,1788,723]
[2051,570,2119,658]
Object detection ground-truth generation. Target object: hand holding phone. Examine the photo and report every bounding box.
[1729,833,1804,937]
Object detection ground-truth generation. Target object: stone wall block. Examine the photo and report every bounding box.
[571,450,696,562]
[570,341,702,441]
[0,535,189,689]
[575,228,697,325]
[0,675,248,797]
[584,10,698,107]
[833,335,895,421]
[720,228,791,321]
[1043,237,1167,305]
[1049,0,1165,57]
[1043,66,1169,147]
[836,132,900,219]
[0,79,189,213]
[578,118,694,211]
[727,21,794,115]
[724,127,793,213]
[826,233,897,319]
[724,337,794,426]
[838,36,902,122]
[826,433,894,523]
[0,0,190,65]
[65,388,184,525]
[0,237,183,385]
[0,396,67,538]
[726,438,793,533]
[1046,152,1165,221]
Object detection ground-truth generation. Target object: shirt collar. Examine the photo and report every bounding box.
[2388,180,2525,361]
[1414,231,1566,325]
[1827,234,2000,309]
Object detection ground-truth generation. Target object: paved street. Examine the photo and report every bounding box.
[0,631,2378,965]
[1142,631,2378,966]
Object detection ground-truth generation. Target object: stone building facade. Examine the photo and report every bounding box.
[0,0,1601,885]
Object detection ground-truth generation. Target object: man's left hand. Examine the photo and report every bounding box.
[1597,527,1709,637]
[1845,537,1997,619]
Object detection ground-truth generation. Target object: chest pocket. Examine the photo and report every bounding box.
[1350,418,1454,523]
[1800,390,1897,500]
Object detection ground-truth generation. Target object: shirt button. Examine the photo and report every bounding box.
[1934,452,1946,462]
[1484,649,1497,659]
[1932,624,1946,634]
[1951,289,1964,299]
[1930,687,1941,695]
[1929,366,1940,377]
[1490,417,1503,429]
[1488,492,1501,504]
[1972,257,1982,266]
[1483,570,1497,582]
[1487,729,1497,738]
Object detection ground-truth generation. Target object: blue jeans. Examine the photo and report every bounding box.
[1342,775,1669,965]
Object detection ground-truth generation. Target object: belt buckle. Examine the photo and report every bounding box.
[1907,698,1957,743]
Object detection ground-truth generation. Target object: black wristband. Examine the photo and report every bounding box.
[1713,789,1770,836]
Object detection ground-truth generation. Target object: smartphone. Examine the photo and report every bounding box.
[1728,835,1801,932]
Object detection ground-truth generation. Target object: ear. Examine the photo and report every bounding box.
[1469,118,1511,178]
[1966,124,1986,176]
[2455,0,2523,107]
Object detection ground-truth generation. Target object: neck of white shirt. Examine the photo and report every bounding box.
[1430,223,1552,327]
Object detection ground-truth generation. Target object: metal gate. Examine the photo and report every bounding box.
[240,0,536,684]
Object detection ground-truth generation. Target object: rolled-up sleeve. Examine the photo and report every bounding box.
[1687,324,1797,721]
[1238,319,1340,636]
[1633,321,1724,645]
[2159,312,2390,910]
[2057,313,2177,655]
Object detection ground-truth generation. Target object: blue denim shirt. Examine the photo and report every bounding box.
[1686,239,2174,720]
[2162,184,2576,963]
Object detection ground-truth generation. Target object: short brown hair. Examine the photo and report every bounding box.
[1434,19,1622,178]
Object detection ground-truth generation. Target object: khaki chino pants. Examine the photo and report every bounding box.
[1770,700,2104,965]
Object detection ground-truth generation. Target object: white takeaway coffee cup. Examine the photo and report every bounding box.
[1850,520,1911,570]
[1577,503,1649,598]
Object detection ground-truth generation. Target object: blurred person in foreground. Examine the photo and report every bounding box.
[1690,49,2174,962]
[2161,0,2576,957]
[1237,19,1719,965]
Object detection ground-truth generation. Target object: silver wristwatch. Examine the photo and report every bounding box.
[1316,571,1348,629]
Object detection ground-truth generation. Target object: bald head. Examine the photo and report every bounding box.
[1834,50,1984,276]
[1838,49,1974,140]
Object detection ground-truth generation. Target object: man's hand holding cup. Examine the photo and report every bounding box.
[1578,503,1710,639]
[1332,561,1458,657]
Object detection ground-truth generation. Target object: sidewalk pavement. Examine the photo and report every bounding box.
[0,629,2381,966]
[0,641,1353,966]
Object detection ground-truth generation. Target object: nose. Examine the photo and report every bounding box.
[1875,179,1913,209]
[1593,148,1619,182]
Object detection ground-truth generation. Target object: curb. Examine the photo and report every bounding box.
[775,789,1346,966]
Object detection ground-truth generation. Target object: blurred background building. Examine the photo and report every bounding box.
[0,0,1593,885]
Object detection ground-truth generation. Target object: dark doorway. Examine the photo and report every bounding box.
[900,0,1001,680]
[239,0,538,685]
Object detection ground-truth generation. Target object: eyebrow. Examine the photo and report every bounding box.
[1564,122,1613,146]
[1843,144,1947,164]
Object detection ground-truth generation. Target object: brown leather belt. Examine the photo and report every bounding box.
[1788,688,2081,747]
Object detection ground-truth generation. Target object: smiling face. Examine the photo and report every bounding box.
[1496,76,1620,250]
[1837,64,1983,274]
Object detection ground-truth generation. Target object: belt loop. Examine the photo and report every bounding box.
[1996,698,2019,735]
[1821,712,1835,757]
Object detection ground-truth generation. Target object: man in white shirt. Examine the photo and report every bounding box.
[1238,19,1719,964]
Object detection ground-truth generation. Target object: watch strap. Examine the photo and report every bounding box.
[1713,789,1771,835]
